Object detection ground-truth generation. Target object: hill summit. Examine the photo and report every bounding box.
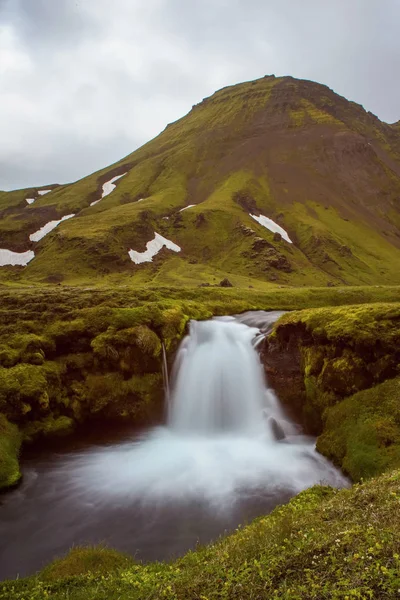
[1,75,400,287]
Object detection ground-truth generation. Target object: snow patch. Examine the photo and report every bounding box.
[249,214,293,243]
[38,189,52,196]
[0,249,35,267]
[29,214,75,242]
[90,173,127,207]
[129,232,181,264]
[26,198,35,205]
[179,205,196,212]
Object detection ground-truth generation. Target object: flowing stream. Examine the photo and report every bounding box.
[0,312,348,580]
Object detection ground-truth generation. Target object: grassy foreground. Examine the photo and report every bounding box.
[2,470,400,599]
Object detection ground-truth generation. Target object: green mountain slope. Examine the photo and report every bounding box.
[1,75,400,287]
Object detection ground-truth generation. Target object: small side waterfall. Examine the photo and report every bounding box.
[168,319,269,436]
[161,342,170,404]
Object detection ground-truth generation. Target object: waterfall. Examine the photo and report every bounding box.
[60,313,347,509]
[168,318,268,435]
[161,342,170,404]
[168,315,297,442]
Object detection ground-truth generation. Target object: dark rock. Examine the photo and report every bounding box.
[273,232,282,242]
[232,190,258,213]
[266,416,286,441]
[239,225,255,236]
[339,245,353,257]
[219,278,233,287]
[252,237,272,252]
[326,281,335,287]
[264,249,292,272]
[195,213,206,227]
[198,283,210,287]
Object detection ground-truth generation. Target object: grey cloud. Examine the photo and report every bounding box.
[0,0,399,191]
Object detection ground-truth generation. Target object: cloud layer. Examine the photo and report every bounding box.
[1,0,399,190]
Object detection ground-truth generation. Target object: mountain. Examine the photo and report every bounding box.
[1,75,400,287]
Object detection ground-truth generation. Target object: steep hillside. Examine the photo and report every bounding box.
[1,75,400,287]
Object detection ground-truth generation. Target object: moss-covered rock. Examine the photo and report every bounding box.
[264,303,400,434]
[317,377,400,481]
[0,414,22,490]
[263,302,400,479]
[22,415,75,443]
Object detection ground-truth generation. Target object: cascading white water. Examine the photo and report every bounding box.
[168,318,269,436]
[60,314,346,505]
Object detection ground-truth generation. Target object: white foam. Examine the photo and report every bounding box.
[0,249,35,266]
[29,214,75,242]
[179,205,196,212]
[249,214,293,243]
[38,190,52,196]
[90,173,127,207]
[26,198,35,205]
[129,232,181,264]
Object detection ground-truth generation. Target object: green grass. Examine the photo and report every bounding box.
[39,546,136,582]
[2,470,400,599]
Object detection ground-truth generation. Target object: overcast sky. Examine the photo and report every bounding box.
[1,0,399,191]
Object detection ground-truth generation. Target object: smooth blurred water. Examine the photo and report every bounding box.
[0,313,348,580]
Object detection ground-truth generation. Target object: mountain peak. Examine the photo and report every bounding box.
[0,76,400,287]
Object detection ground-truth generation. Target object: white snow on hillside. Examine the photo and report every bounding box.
[179,205,196,212]
[38,190,52,196]
[249,214,293,243]
[0,249,35,267]
[29,214,75,242]
[128,232,181,264]
[26,198,35,205]
[90,173,127,207]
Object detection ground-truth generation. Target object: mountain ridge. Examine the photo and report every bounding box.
[1,74,400,287]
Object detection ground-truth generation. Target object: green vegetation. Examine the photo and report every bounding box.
[2,470,400,599]
[0,414,22,488]
[40,546,136,582]
[318,377,400,481]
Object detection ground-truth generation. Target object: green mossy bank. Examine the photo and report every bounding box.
[264,302,400,481]
[2,470,400,599]
[0,414,22,489]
